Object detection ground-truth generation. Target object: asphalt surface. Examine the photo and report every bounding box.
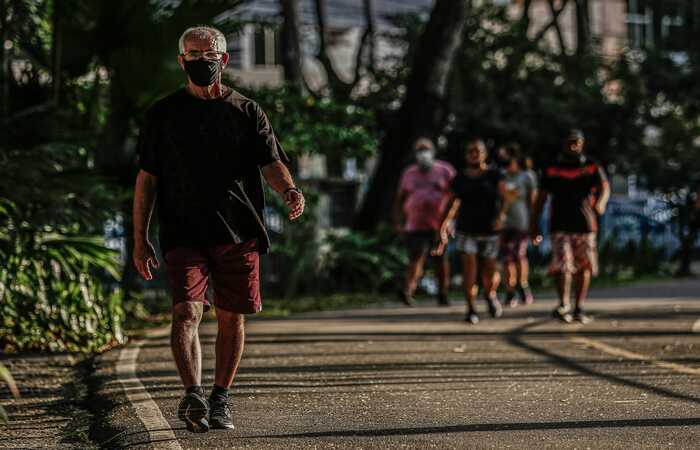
[94,280,700,449]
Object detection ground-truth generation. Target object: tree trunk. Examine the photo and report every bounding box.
[353,0,469,231]
[0,0,8,117]
[650,0,663,49]
[279,0,305,95]
[51,0,63,104]
[575,0,591,55]
[677,234,695,277]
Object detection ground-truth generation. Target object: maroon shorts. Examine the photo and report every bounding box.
[163,240,261,314]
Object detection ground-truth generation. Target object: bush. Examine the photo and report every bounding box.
[319,228,407,293]
[0,200,124,352]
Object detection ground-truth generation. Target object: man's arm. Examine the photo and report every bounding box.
[261,160,304,220]
[431,196,460,256]
[594,168,611,216]
[133,170,160,280]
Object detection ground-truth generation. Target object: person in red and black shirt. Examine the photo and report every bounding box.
[531,129,610,324]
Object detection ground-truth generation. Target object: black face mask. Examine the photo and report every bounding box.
[183,59,220,87]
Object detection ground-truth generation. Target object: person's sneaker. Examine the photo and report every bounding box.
[437,292,450,307]
[208,397,234,430]
[552,305,573,323]
[518,285,534,305]
[398,290,414,307]
[573,308,593,324]
[486,295,503,318]
[177,392,210,433]
[465,311,480,324]
[505,291,518,308]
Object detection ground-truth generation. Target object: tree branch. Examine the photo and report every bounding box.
[547,0,568,53]
[533,0,570,45]
[313,0,351,97]
[352,0,376,84]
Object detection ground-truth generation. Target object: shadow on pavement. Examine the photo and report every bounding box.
[506,320,700,405]
[244,417,700,439]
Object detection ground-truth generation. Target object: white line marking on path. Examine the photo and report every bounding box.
[116,327,183,450]
[571,337,700,377]
[692,318,700,334]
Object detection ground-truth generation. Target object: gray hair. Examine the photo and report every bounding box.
[178,26,227,54]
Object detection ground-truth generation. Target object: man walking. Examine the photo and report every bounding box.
[132,26,304,433]
[531,129,609,323]
[440,139,508,324]
[394,138,456,306]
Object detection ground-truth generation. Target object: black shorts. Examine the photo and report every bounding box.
[404,231,441,260]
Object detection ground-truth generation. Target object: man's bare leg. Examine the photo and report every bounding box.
[461,253,478,315]
[171,302,203,388]
[555,272,571,309]
[482,258,503,318]
[214,309,245,389]
[504,261,517,306]
[207,307,245,430]
[574,269,591,310]
[172,301,208,433]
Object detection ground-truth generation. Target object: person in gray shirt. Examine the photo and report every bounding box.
[500,145,537,307]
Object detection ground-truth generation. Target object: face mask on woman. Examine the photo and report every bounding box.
[416,149,435,169]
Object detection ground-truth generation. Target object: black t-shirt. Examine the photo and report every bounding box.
[137,87,286,254]
[451,168,504,235]
[540,154,607,233]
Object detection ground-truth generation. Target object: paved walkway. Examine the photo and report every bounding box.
[93,280,700,449]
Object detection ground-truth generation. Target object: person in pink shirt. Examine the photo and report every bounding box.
[394,138,456,306]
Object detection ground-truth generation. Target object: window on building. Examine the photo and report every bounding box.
[626,0,652,48]
[626,0,685,50]
[253,26,280,67]
[228,35,243,69]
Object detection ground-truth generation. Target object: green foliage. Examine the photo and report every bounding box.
[598,237,672,279]
[237,86,380,160]
[319,228,407,293]
[0,135,124,352]
[0,199,124,353]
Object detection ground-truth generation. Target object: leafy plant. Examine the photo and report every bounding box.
[0,199,124,352]
[319,227,407,293]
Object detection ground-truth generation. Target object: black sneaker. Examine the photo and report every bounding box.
[505,291,518,308]
[573,308,593,324]
[465,311,480,324]
[552,305,573,323]
[209,397,234,430]
[518,285,534,305]
[177,392,210,433]
[486,296,503,318]
[437,292,450,307]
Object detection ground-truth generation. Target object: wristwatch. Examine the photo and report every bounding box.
[284,187,302,195]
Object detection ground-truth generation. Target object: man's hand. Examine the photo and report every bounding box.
[285,189,305,221]
[594,202,607,216]
[133,241,160,281]
[431,228,450,256]
[530,228,543,246]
